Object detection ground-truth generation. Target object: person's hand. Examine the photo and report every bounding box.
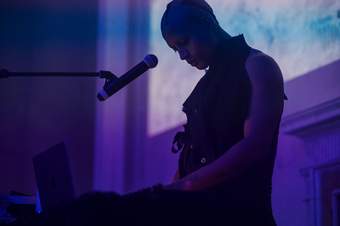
[172,169,180,182]
[163,179,193,191]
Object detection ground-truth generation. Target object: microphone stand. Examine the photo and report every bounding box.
[0,69,119,100]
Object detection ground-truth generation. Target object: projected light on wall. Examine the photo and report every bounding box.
[148,0,340,136]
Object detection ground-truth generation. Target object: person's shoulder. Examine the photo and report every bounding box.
[245,48,283,86]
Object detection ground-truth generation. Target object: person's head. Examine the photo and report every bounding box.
[161,0,230,70]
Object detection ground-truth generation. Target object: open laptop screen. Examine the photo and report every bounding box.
[33,142,75,214]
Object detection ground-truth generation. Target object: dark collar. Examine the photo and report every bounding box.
[209,34,251,72]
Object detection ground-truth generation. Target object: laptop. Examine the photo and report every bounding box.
[33,142,75,214]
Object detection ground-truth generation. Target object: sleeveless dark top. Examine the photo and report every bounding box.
[172,34,285,224]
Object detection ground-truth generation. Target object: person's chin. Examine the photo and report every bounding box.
[195,62,208,70]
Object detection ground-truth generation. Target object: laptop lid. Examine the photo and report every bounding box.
[33,142,75,214]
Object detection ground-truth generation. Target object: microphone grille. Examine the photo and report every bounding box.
[144,54,158,68]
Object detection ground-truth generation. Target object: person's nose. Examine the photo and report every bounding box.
[178,48,190,60]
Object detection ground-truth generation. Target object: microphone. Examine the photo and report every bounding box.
[97,54,158,101]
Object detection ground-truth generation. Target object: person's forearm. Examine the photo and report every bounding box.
[168,136,271,191]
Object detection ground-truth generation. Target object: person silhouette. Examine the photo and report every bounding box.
[160,0,287,225]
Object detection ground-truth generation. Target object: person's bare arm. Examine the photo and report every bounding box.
[164,54,284,191]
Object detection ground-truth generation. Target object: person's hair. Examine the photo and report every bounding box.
[161,0,219,37]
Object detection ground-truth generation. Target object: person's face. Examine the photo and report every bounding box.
[163,26,215,70]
